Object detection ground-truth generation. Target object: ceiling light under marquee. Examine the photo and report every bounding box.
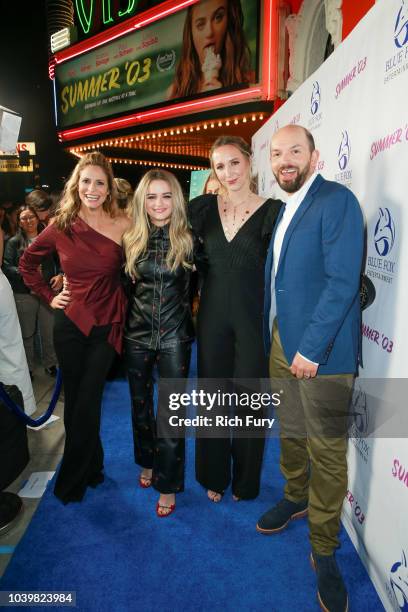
[65,113,268,168]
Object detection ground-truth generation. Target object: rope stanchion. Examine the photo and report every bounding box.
[0,370,63,427]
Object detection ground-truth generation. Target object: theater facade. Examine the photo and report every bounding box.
[46,0,374,181]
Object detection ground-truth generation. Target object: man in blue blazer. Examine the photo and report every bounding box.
[256,125,364,612]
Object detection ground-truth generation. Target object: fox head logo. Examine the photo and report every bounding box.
[311,82,321,116]
[374,208,395,257]
[351,386,369,434]
[338,131,351,171]
[395,0,408,48]
[390,551,408,611]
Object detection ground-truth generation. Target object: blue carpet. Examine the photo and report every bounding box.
[1,347,382,611]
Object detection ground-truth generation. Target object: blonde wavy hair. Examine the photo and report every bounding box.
[54,152,116,231]
[124,169,193,276]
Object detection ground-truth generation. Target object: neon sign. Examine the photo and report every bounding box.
[74,0,164,36]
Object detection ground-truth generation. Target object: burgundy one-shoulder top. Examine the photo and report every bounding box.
[19,217,126,354]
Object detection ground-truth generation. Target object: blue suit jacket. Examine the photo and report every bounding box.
[263,174,364,375]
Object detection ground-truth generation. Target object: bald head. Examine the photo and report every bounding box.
[270,124,319,193]
[271,125,315,153]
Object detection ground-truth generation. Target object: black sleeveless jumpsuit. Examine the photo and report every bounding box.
[189,194,282,499]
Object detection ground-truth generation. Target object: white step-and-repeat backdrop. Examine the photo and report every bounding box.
[252,0,408,609]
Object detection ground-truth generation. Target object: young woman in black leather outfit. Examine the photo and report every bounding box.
[123,169,194,517]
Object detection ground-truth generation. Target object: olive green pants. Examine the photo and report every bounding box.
[270,320,354,555]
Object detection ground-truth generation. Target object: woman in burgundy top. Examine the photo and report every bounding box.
[19,152,131,504]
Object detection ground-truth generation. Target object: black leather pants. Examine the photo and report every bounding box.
[124,340,191,494]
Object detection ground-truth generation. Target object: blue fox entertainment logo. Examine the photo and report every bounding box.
[310,82,321,115]
[351,386,369,434]
[337,131,351,171]
[395,0,408,48]
[374,208,396,256]
[390,551,408,611]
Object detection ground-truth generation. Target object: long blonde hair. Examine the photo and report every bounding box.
[124,169,193,276]
[54,152,116,231]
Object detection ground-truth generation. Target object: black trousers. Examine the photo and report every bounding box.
[124,340,191,494]
[196,294,267,500]
[53,311,115,504]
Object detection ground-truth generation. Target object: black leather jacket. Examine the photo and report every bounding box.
[124,224,195,349]
[3,235,60,294]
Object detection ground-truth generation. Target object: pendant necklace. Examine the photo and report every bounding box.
[222,194,253,240]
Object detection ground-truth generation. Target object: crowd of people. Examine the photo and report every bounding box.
[0,124,363,612]
[1,190,61,378]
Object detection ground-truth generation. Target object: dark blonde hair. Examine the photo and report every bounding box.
[203,172,222,195]
[210,135,255,192]
[169,0,251,99]
[124,169,193,275]
[54,152,116,231]
[114,177,133,210]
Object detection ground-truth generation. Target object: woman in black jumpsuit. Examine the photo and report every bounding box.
[124,169,194,517]
[189,136,282,501]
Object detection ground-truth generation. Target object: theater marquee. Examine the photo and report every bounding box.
[54,0,259,129]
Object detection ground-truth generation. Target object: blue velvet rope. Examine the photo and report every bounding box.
[0,369,63,427]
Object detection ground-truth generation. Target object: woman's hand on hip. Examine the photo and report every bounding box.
[50,289,71,309]
[50,274,64,292]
